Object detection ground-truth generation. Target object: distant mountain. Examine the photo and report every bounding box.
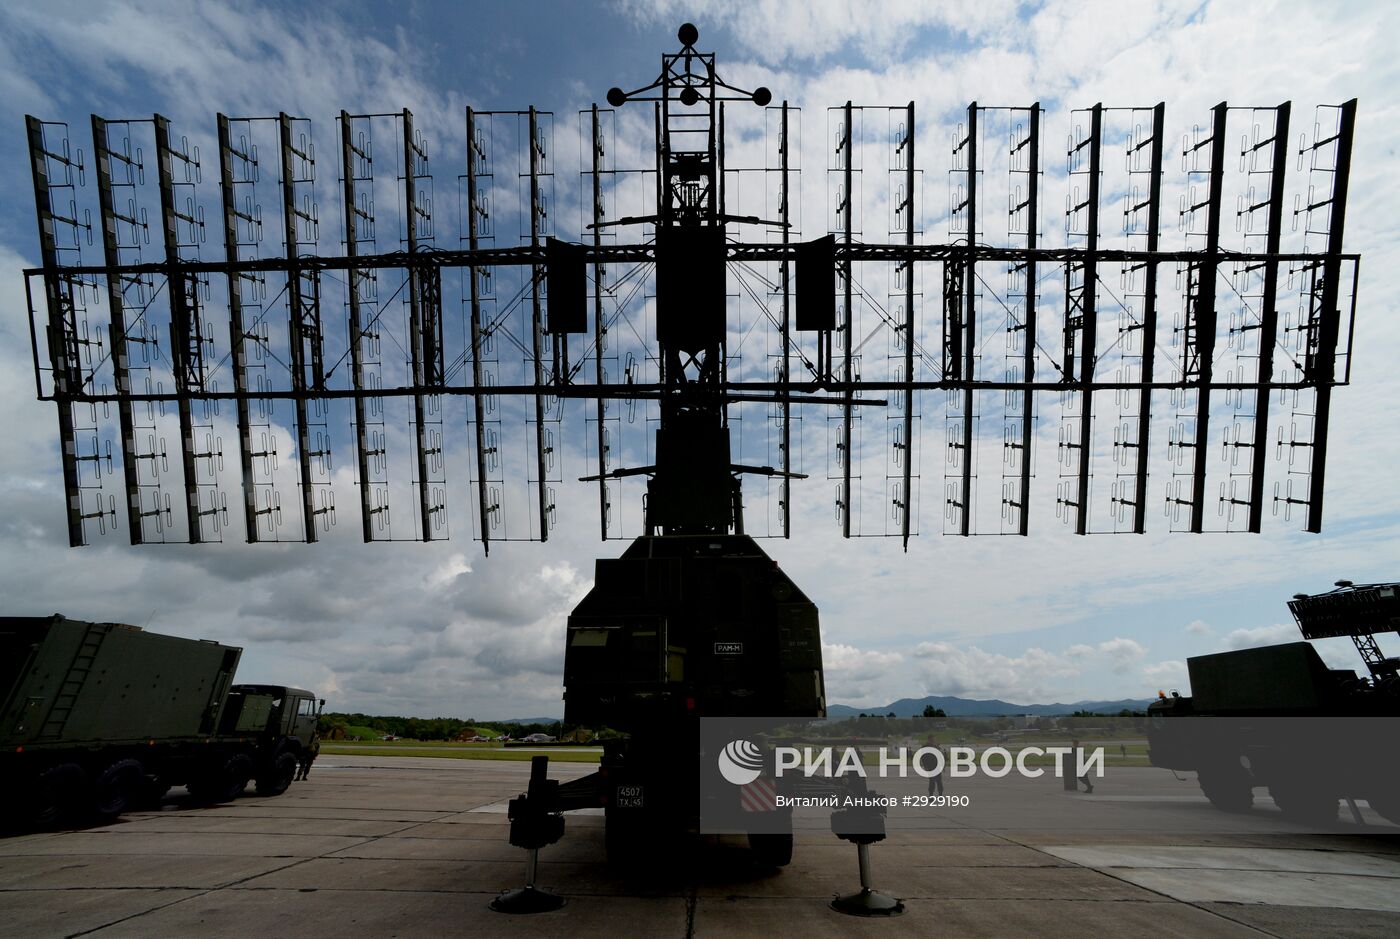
[825,694,1153,718]
[488,695,1152,725]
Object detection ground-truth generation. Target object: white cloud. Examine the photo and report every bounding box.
[913,642,1081,702]
[614,0,1023,66]
[1097,637,1148,672]
[1142,659,1187,686]
[898,634,1156,703]
[1184,619,1212,636]
[1225,622,1300,650]
[822,642,905,704]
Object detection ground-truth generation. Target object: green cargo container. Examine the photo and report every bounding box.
[1,616,240,747]
[1186,642,1339,714]
[1,615,321,831]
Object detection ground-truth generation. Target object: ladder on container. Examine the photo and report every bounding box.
[37,623,109,739]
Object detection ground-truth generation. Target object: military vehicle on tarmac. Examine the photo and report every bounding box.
[1148,581,1400,824]
[558,533,824,866]
[1,614,322,829]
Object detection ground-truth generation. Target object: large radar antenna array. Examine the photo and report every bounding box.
[21,24,1362,551]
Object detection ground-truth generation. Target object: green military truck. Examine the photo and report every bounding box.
[1,614,321,829]
[1148,582,1400,825]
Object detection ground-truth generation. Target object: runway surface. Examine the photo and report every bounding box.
[2,755,1397,937]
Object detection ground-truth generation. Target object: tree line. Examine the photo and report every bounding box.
[318,712,564,741]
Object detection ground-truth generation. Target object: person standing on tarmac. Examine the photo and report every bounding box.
[1072,738,1094,794]
[925,738,945,797]
[297,733,321,781]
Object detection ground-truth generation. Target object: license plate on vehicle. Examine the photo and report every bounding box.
[615,785,644,808]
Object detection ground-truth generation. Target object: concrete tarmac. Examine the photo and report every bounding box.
[2,755,1398,938]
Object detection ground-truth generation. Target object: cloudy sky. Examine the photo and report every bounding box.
[2,1,1397,720]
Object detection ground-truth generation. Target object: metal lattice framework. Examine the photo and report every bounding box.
[22,26,1360,549]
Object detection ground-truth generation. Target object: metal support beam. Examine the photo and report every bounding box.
[404,108,436,541]
[528,106,550,541]
[900,101,915,550]
[25,116,86,547]
[1018,103,1040,536]
[1071,105,1102,535]
[34,376,1357,404]
[780,100,793,539]
[1305,98,1357,533]
[91,116,144,544]
[29,241,1358,279]
[942,260,962,380]
[590,105,609,541]
[216,115,261,542]
[841,100,854,538]
[466,107,492,554]
[1188,102,1228,533]
[1132,103,1165,534]
[960,103,977,537]
[279,112,319,542]
[153,114,203,543]
[341,111,375,542]
[1247,102,1290,532]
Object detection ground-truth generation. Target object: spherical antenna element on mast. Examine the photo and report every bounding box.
[678,22,699,47]
[752,87,772,107]
[607,87,628,107]
[679,86,700,107]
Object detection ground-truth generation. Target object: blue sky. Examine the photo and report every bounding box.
[1,1,1397,718]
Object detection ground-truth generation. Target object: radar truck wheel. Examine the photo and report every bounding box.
[1365,791,1400,826]
[93,759,144,823]
[133,775,172,809]
[604,805,644,867]
[1197,764,1253,813]
[747,831,794,867]
[255,752,298,797]
[29,762,87,828]
[1268,782,1338,825]
[188,753,255,804]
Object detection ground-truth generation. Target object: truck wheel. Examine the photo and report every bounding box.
[188,754,255,804]
[29,763,87,828]
[604,806,644,867]
[1268,783,1339,824]
[1197,766,1253,813]
[255,752,298,797]
[1365,791,1400,826]
[747,831,794,867]
[133,775,172,809]
[93,759,144,823]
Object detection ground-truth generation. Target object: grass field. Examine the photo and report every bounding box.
[321,739,1151,768]
[329,739,505,748]
[320,743,602,763]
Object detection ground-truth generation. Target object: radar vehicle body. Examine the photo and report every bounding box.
[561,533,823,863]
